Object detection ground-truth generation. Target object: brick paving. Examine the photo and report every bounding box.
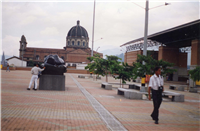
[1,70,200,131]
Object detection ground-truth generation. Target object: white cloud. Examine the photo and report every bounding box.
[2,1,199,57]
[2,35,20,56]
[20,16,37,25]
[40,27,59,35]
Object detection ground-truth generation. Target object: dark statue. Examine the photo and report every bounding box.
[41,54,67,75]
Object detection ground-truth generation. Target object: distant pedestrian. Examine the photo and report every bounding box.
[148,67,164,124]
[27,63,45,91]
[6,63,10,72]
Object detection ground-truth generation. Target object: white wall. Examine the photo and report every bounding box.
[76,64,88,70]
[7,58,27,67]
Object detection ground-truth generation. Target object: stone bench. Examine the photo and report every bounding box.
[117,88,184,102]
[129,83,148,92]
[118,88,142,99]
[129,84,140,90]
[96,76,101,79]
[78,75,85,78]
[169,85,187,91]
[163,91,184,102]
[189,87,198,93]
[101,83,112,90]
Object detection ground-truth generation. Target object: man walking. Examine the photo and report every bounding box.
[148,67,164,124]
[27,63,45,91]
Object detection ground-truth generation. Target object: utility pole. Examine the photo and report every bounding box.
[91,0,96,56]
[143,0,149,57]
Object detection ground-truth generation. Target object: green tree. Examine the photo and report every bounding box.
[111,62,133,88]
[189,66,200,87]
[133,54,176,80]
[85,55,121,82]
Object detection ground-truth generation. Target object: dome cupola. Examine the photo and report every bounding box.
[66,20,89,48]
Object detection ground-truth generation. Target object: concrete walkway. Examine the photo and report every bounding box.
[1,70,199,131]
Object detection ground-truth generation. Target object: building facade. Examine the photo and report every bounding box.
[121,20,200,83]
[19,20,103,66]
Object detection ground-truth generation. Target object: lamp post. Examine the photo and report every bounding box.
[143,0,149,57]
[96,47,100,52]
[91,0,96,57]
[90,38,103,54]
[129,0,170,57]
[129,0,170,92]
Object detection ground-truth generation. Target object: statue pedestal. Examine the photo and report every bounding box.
[39,75,65,91]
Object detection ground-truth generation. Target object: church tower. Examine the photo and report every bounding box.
[19,35,27,59]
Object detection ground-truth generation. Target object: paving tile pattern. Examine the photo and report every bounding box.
[1,71,109,131]
[72,74,200,131]
[1,71,200,131]
[70,74,127,131]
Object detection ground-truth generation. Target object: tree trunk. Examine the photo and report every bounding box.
[120,79,122,88]
[122,79,124,88]
[106,74,108,82]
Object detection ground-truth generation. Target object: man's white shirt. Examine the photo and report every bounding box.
[149,74,164,90]
[31,66,44,75]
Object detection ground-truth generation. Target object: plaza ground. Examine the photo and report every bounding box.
[1,70,199,131]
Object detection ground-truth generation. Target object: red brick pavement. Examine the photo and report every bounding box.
[71,74,200,131]
[1,71,109,131]
[1,71,199,131]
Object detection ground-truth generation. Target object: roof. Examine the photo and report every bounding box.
[67,20,89,38]
[6,56,27,61]
[121,19,200,48]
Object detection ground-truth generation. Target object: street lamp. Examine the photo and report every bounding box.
[96,47,100,52]
[128,0,170,56]
[143,0,170,56]
[90,37,103,53]
[91,0,96,57]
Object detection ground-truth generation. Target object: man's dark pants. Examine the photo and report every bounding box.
[151,89,162,121]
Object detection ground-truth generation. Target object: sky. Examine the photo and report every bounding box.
[1,0,199,59]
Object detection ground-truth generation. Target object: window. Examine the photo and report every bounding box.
[83,42,85,46]
[61,56,64,60]
[78,41,80,46]
[44,55,47,60]
[36,55,39,60]
[68,41,70,45]
[72,41,74,45]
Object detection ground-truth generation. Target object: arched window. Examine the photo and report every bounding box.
[68,41,70,45]
[78,41,80,46]
[44,55,47,60]
[36,55,39,60]
[83,42,85,46]
[72,41,74,45]
[61,56,64,60]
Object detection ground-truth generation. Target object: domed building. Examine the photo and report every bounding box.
[18,20,103,67]
[66,20,89,48]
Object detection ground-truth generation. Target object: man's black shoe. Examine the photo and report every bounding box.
[150,115,155,120]
[155,120,159,124]
[27,88,30,90]
[33,88,37,91]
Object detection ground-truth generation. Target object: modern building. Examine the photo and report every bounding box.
[19,20,103,67]
[121,20,200,86]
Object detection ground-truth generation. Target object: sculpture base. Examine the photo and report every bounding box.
[39,75,65,91]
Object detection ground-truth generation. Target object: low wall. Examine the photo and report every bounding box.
[66,69,90,74]
[1,67,90,74]
[2,67,32,71]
